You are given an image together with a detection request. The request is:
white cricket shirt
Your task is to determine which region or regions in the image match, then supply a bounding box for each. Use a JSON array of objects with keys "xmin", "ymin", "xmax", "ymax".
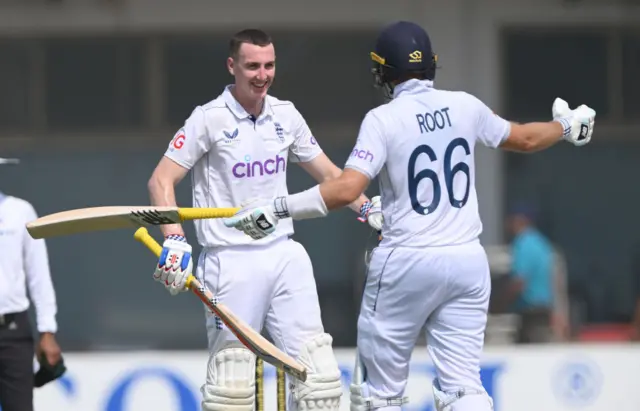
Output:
[
  {"xmin": 345, "ymin": 79, "xmax": 511, "ymax": 248},
  {"xmin": 0, "ymin": 194, "xmax": 58, "ymax": 333},
  {"xmin": 164, "ymin": 85, "xmax": 322, "ymax": 248}
]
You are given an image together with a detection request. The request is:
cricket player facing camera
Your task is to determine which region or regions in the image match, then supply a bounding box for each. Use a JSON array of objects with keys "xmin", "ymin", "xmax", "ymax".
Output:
[
  {"xmin": 147, "ymin": 29, "xmax": 380, "ymax": 411},
  {"xmin": 225, "ymin": 21, "xmax": 596, "ymax": 411}
]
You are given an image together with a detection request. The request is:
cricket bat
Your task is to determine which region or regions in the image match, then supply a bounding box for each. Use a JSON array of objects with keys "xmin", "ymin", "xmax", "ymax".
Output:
[
  {"xmin": 133, "ymin": 227, "xmax": 308, "ymax": 382},
  {"xmin": 26, "ymin": 206, "xmax": 240, "ymax": 239}
]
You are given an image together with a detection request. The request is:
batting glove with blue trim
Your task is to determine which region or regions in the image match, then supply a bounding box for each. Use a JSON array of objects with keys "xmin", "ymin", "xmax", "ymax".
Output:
[
  {"xmin": 358, "ymin": 196, "xmax": 383, "ymax": 231},
  {"xmin": 552, "ymin": 98, "xmax": 596, "ymax": 147},
  {"xmin": 153, "ymin": 234, "xmax": 192, "ymax": 296}
]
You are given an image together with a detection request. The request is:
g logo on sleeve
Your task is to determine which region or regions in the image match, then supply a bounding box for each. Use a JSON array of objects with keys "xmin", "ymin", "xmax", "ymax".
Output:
[
  {"xmin": 173, "ymin": 135, "xmax": 185, "ymax": 149},
  {"xmin": 170, "ymin": 129, "xmax": 186, "ymax": 151}
]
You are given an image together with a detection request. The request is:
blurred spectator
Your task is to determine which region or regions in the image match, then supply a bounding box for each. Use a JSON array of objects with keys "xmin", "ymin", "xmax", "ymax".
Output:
[
  {"xmin": 0, "ymin": 158, "xmax": 64, "ymax": 411},
  {"xmin": 504, "ymin": 203, "xmax": 564, "ymax": 343}
]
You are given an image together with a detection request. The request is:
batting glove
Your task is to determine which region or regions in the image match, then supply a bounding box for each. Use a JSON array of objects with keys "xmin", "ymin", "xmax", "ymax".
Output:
[
  {"xmin": 153, "ymin": 234, "xmax": 192, "ymax": 296},
  {"xmin": 358, "ymin": 196, "xmax": 383, "ymax": 231},
  {"xmin": 552, "ymin": 97, "xmax": 596, "ymax": 147},
  {"xmin": 223, "ymin": 199, "xmax": 278, "ymax": 240}
]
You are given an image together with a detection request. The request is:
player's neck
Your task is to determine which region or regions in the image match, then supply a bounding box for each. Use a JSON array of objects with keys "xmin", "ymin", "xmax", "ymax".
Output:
[{"xmin": 231, "ymin": 86, "xmax": 264, "ymax": 117}]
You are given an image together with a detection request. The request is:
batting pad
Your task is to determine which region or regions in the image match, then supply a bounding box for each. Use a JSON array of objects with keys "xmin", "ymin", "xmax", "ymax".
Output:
[
  {"xmin": 291, "ymin": 333, "xmax": 342, "ymax": 410},
  {"xmin": 201, "ymin": 346, "xmax": 256, "ymax": 411}
]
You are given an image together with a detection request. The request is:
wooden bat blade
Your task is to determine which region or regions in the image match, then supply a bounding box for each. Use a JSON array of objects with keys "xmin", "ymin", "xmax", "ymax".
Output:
[
  {"xmin": 26, "ymin": 206, "xmax": 183, "ymax": 239},
  {"xmin": 132, "ymin": 227, "xmax": 308, "ymax": 381},
  {"xmin": 191, "ymin": 285, "xmax": 308, "ymax": 381}
]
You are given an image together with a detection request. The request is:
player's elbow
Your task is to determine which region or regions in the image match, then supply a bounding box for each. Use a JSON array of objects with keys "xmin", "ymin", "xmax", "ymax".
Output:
[
  {"xmin": 516, "ymin": 137, "xmax": 539, "ymax": 153},
  {"xmin": 147, "ymin": 174, "xmax": 160, "ymax": 195},
  {"xmin": 501, "ymin": 122, "xmax": 562, "ymax": 153},
  {"xmin": 148, "ymin": 157, "xmax": 188, "ymax": 197},
  {"xmin": 321, "ymin": 169, "xmax": 369, "ymax": 209},
  {"xmin": 147, "ymin": 169, "xmax": 172, "ymax": 199},
  {"xmin": 322, "ymin": 178, "xmax": 362, "ymax": 209},
  {"xmin": 501, "ymin": 124, "xmax": 538, "ymax": 152},
  {"xmin": 338, "ymin": 184, "xmax": 363, "ymax": 206},
  {"xmin": 335, "ymin": 174, "xmax": 367, "ymax": 206}
]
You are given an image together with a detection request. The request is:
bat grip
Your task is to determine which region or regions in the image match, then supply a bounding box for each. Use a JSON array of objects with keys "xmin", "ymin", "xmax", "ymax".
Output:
[
  {"xmin": 178, "ymin": 207, "xmax": 240, "ymax": 221},
  {"xmin": 133, "ymin": 227, "xmax": 195, "ymax": 289}
]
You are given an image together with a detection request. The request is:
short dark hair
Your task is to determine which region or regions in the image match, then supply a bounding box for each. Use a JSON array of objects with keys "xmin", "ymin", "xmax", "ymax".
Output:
[{"xmin": 229, "ymin": 29, "xmax": 272, "ymax": 58}]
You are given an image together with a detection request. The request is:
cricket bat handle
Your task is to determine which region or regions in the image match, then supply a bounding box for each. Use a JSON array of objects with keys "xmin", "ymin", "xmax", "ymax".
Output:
[
  {"xmin": 178, "ymin": 207, "xmax": 239, "ymax": 222},
  {"xmin": 133, "ymin": 227, "xmax": 199, "ymax": 289}
]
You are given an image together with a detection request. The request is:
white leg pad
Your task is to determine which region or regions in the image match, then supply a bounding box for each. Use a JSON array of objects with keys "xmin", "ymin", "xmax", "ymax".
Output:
[
  {"xmin": 349, "ymin": 350, "xmax": 408, "ymax": 411},
  {"xmin": 291, "ymin": 333, "xmax": 343, "ymax": 411},
  {"xmin": 432, "ymin": 379, "xmax": 493, "ymax": 411},
  {"xmin": 200, "ymin": 345, "xmax": 256, "ymax": 411}
]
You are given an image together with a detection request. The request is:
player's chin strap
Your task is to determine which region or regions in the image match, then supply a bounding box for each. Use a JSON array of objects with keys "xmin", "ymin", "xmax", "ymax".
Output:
[
  {"xmin": 431, "ymin": 379, "xmax": 493, "ymax": 411},
  {"xmin": 349, "ymin": 350, "xmax": 408, "ymax": 411}
]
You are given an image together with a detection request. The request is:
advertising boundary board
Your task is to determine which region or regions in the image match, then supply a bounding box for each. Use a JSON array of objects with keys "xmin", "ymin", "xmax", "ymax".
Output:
[{"xmin": 28, "ymin": 344, "xmax": 639, "ymax": 411}]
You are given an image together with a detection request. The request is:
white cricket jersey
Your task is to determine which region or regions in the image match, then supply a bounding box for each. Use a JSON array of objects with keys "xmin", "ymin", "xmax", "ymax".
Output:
[
  {"xmin": 345, "ymin": 79, "xmax": 511, "ymax": 248},
  {"xmin": 0, "ymin": 194, "xmax": 58, "ymax": 333},
  {"xmin": 164, "ymin": 85, "xmax": 322, "ymax": 248}
]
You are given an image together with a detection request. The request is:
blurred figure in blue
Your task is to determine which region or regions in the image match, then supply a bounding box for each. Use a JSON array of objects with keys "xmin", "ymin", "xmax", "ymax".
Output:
[{"xmin": 505, "ymin": 203, "xmax": 559, "ymax": 343}]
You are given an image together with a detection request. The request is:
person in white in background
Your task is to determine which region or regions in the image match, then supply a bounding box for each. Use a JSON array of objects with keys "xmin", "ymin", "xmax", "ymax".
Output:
[
  {"xmin": 224, "ymin": 21, "xmax": 596, "ymax": 411},
  {"xmin": 147, "ymin": 29, "xmax": 380, "ymax": 411},
  {"xmin": 0, "ymin": 158, "xmax": 62, "ymax": 411}
]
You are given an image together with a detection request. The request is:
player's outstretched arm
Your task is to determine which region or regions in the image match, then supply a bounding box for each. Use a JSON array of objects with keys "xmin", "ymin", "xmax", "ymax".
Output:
[
  {"xmin": 297, "ymin": 153, "xmax": 370, "ymax": 212},
  {"xmin": 297, "ymin": 153, "xmax": 382, "ymax": 231},
  {"xmin": 223, "ymin": 169, "xmax": 372, "ymax": 240},
  {"xmin": 317, "ymin": 169, "xmax": 370, "ymax": 210},
  {"xmin": 500, "ymin": 121, "xmax": 565, "ymax": 152},
  {"xmin": 500, "ymin": 98, "xmax": 595, "ymax": 153}
]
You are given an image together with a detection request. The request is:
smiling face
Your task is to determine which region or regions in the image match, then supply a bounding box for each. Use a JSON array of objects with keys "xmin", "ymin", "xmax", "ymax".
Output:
[{"xmin": 227, "ymin": 42, "xmax": 276, "ymax": 110}]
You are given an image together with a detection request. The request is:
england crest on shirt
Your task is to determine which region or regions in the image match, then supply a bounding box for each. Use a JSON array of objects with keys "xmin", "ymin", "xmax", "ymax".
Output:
[{"xmin": 274, "ymin": 122, "xmax": 285, "ymax": 142}]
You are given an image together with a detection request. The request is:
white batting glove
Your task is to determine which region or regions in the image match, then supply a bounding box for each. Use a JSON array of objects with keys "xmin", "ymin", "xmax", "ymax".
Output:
[
  {"xmin": 552, "ymin": 97, "xmax": 596, "ymax": 147},
  {"xmin": 223, "ymin": 199, "xmax": 278, "ymax": 240},
  {"xmin": 358, "ymin": 196, "xmax": 383, "ymax": 231},
  {"xmin": 153, "ymin": 234, "xmax": 193, "ymax": 296}
]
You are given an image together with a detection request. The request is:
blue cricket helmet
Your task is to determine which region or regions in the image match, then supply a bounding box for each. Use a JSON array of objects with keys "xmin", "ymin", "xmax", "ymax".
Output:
[{"xmin": 370, "ymin": 21, "xmax": 438, "ymax": 98}]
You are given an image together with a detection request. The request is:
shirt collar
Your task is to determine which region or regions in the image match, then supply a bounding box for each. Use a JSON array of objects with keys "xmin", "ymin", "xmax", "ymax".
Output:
[
  {"xmin": 222, "ymin": 85, "xmax": 274, "ymax": 120},
  {"xmin": 393, "ymin": 79, "xmax": 434, "ymax": 99}
]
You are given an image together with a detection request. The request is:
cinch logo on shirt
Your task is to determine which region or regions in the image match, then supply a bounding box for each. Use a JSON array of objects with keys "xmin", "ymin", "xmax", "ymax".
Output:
[
  {"xmin": 350, "ymin": 148, "xmax": 375, "ymax": 162},
  {"xmin": 232, "ymin": 154, "xmax": 286, "ymax": 178}
]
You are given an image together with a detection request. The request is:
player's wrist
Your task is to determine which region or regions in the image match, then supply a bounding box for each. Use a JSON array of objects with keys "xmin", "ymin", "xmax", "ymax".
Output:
[
  {"xmin": 160, "ymin": 223, "xmax": 185, "ymax": 239},
  {"xmin": 554, "ymin": 117, "xmax": 572, "ymax": 141},
  {"xmin": 357, "ymin": 200, "xmax": 373, "ymax": 223},
  {"xmin": 165, "ymin": 233, "xmax": 187, "ymax": 242}
]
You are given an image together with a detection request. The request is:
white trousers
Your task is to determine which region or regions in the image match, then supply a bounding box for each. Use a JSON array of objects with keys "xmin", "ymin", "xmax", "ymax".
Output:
[
  {"xmin": 358, "ymin": 240, "xmax": 491, "ymax": 408},
  {"xmin": 196, "ymin": 237, "xmax": 325, "ymax": 360}
]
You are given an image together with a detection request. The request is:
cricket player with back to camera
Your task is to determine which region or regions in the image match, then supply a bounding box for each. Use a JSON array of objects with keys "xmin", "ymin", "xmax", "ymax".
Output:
[
  {"xmin": 224, "ymin": 21, "xmax": 596, "ymax": 411},
  {"xmin": 147, "ymin": 29, "xmax": 382, "ymax": 411}
]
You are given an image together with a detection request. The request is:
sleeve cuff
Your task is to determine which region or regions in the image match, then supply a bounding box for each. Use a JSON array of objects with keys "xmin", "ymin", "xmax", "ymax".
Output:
[
  {"xmin": 163, "ymin": 153, "xmax": 193, "ymax": 170},
  {"xmin": 288, "ymin": 149, "xmax": 323, "ymax": 164},
  {"xmin": 278, "ymin": 185, "xmax": 328, "ymax": 220},
  {"xmin": 37, "ymin": 316, "xmax": 58, "ymax": 334}
]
